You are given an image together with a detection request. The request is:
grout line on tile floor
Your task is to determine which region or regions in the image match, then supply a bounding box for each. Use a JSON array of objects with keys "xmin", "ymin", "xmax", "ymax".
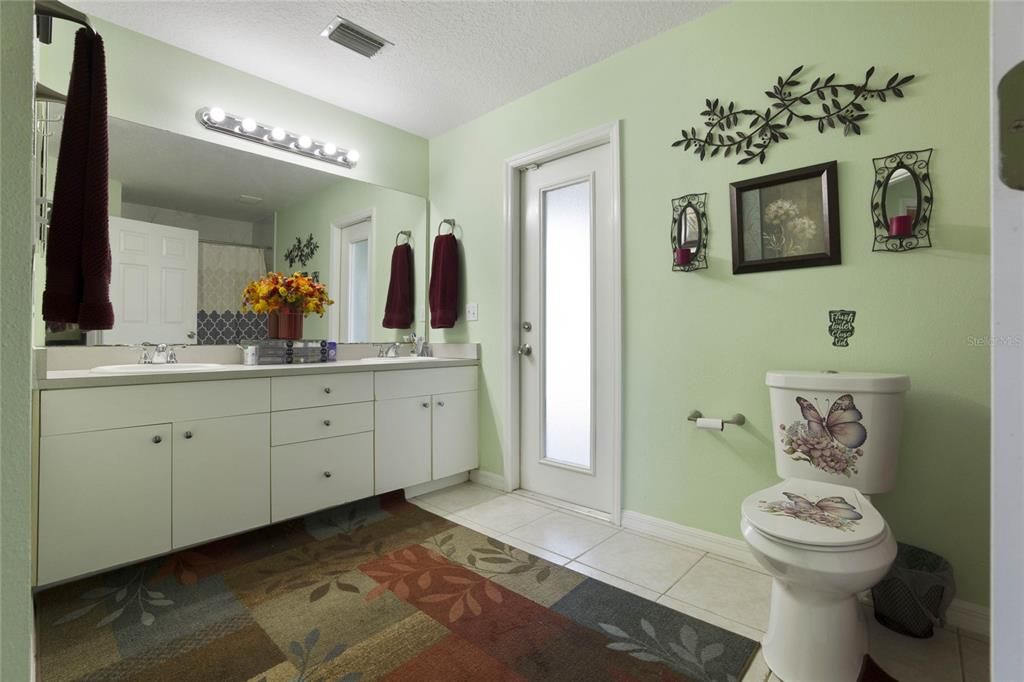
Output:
[{"xmin": 660, "ymin": 551, "xmax": 710, "ymax": 596}]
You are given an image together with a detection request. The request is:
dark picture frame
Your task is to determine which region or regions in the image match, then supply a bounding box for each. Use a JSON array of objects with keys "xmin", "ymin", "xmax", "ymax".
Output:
[{"xmin": 729, "ymin": 160, "xmax": 840, "ymax": 274}]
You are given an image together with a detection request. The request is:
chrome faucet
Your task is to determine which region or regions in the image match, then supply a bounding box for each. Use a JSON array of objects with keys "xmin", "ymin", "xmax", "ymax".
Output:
[
  {"xmin": 134, "ymin": 342, "xmax": 182, "ymax": 364},
  {"xmin": 404, "ymin": 332, "xmax": 429, "ymax": 357},
  {"xmin": 384, "ymin": 342, "xmax": 402, "ymax": 358}
]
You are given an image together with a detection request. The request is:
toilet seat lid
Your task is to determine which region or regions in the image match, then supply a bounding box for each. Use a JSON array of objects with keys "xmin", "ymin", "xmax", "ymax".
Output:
[{"xmin": 742, "ymin": 479, "xmax": 886, "ymax": 548}]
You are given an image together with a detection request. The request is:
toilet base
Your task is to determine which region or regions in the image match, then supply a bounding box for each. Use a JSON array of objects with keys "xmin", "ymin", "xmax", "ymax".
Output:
[{"xmin": 762, "ymin": 579, "xmax": 867, "ymax": 682}]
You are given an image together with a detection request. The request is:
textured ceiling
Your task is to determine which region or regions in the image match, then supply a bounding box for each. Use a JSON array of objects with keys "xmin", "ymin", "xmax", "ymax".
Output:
[{"xmin": 74, "ymin": 1, "xmax": 722, "ymax": 138}]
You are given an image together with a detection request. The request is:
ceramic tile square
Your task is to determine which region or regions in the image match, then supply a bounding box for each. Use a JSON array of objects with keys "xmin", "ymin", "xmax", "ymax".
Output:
[
  {"xmin": 498, "ymin": 534, "xmax": 571, "ymax": 566},
  {"xmin": 575, "ymin": 531, "xmax": 704, "ymax": 593},
  {"xmin": 413, "ymin": 482, "xmax": 503, "ymax": 513},
  {"xmin": 657, "ymin": 594, "xmax": 765, "ymax": 642},
  {"xmin": 665, "ymin": 556, "xmax": 772, "ymax": 631},
  {"xmin": 565, "ymin": 561, "xmax": 662, "ymax": 602},
  {"xmin": 865, "ymin": 605, "xmax": 961, "ymax": 682},
  {"xmin": 959, "ymin": 633, "xmax": 990, "ymax": 682},
  {"xmin": 456, "ymin": 494, "xmax": 553, "ymax": 534},
  {"xmin": 507, "ymin": 511, "xmax": 619, "ymax": 558}
]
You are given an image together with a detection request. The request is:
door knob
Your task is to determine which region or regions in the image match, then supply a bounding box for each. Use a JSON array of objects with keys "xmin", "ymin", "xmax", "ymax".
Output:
[
  {"xmin": 422, "ymin": 401, "xmax": 430, "ymax": 408},
  {"xmin": 437, "ymin": 401, "xmax": 445, "ymax": 407},
  {"xmin": 184, "ymin": 431, "xmax": 193, "ymax": 439},
  {"xmin": 152, "ymin": 435, "xmax": 162, "ymax": 444},
  {"xmin": 323, "ymin": 387, "xmax": 332, "ymax": 394},
  {"xmin": 517, "ymin": 343, "xmax": 533, "ymax": 357},
  {"xmin": 323, "ymin": 419, "xmax": 331, "ymax": 426},
  {"xmin": 323, "ymin": 471, "xmax": 332, "ymax": 478},
  {"xmin": 186, "ymin": 331, "xmax": 197, "ymax": 339}
]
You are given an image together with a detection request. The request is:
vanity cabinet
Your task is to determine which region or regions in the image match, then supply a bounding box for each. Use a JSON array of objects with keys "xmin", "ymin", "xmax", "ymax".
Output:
[
  {"xmin": 38, "ymin": 424, "xmax": 173, "ymax": 585},
  {"xmin": 374, "ymin": 367, "xmax": 479, "ymax": 493},
  {"xmin": 172, "ymin": 414, "xmax": 270, "ymax": 548},
  {"xmin": 35, "ymin": 364, "xmax": 479, "ymax": 585}
]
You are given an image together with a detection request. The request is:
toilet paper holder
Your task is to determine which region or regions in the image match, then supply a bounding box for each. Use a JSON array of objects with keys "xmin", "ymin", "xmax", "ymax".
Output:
[{"xmin": 688, "ymin": 410, "xmax": 746, "ymax": 427}]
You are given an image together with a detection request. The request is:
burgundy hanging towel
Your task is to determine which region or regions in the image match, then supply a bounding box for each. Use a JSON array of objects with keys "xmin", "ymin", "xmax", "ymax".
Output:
[
  {"xmin": 43, "ymin": 28, "xmax": 114, "ymax": 331},
  {"xmin": 429, "ymin": 233, "xmax": 459, "ymax": 328},
  {"xmin": 382, "ymin": 243, "xmax": 414, "ymax": 329}
]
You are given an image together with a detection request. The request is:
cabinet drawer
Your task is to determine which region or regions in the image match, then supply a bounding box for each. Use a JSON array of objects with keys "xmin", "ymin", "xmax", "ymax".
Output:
[
  {"xmin": 271, "ymin": 402, "xmax": 373, "ymax": 446},
  {"xmin": 374, "ymin": 367, "xmax": 478, "ymax": 400},
  {"xmin": 41, "ymin": 379, "xmax": 270, "ymax": 436},
  {"xmin": 271, "ymin": 432, "xmax": 373, "ymax": 521},
  {"xmin": 271, "ymin": 372, "xmax": 373, "ymax": 411},
  {"xmin": 38, "ymin": 424, "xmax": 172, "ymax": 584}
]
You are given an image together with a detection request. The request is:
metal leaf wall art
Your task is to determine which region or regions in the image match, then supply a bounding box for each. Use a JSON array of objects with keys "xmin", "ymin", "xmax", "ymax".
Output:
[
  {"xmin": 284, "ymin": 233, "xmax": 320, "ymax": 268},
  {"xmin": 671, "ymin": 66, "xmax": 915, "ymax": 165}
]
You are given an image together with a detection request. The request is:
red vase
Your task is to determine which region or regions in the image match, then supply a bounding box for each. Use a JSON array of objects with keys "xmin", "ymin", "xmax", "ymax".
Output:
[{"xmin": 268, "ymin": 307, "xmax": 304, "ymax": 340}]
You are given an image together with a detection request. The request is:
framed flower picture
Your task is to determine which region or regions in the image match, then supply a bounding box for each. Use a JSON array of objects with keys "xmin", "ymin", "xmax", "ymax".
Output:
[{"xmin": 729, "ymin": 161, "xmax": 840, "ymax": 274}]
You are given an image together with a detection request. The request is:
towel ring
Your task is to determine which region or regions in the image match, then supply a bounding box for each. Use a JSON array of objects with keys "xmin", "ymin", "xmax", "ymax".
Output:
[
  {"xmin": 437, "ymin": 218, "xmax": 456, "ymax": 235},
  {"xmin": 395, "ymin": 230, "xmax": 412, "ymax": 246}
]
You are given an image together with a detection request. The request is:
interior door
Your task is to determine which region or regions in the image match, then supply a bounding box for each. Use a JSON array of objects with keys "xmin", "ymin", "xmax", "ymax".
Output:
[
  {"xmin": 519, "ymin": 143, "xmax": 615, "ymax": 513},
  {"xmin": 337, "ymin": 219, "xmax": 373, "ymax": 342},
  {"xmin": 100, "ymin": 216, "xmax": 198, "ymax": 345}
]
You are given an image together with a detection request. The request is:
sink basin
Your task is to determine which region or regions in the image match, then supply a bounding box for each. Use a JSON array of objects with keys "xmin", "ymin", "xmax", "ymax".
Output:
[
  {"xmin": 91, "ymin": 363, "xmax": 223, "ymax": 374},
  {"xmin": 356, "ymin": 356, "xmax": 435, "ymax": 363}
]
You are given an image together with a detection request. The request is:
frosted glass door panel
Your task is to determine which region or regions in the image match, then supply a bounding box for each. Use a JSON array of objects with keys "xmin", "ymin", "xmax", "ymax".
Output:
[
  {"xmin": 349, "ymin": 239, "xmax": 370, "ymax": 342},
  {"xmin": 542, "ymin": 180, "xmax": 593, "ymax": 469}
]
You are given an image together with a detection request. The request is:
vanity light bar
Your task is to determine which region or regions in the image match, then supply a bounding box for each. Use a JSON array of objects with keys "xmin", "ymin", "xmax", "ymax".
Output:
[{"xmin": 195, "ymin": 107, "xmax": 360, "ymax": 169}]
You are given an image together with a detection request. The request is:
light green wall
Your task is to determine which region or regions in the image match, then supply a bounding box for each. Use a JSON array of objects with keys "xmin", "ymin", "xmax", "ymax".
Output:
[
  {"xmin": 37, "ymin": 19, "xmax": 428, "ymax": 197},
  {"xmin": 429, "ymin": 1, "xmax": 991, "ymax": 605},
  {"xmin": 275, "ymin": 180, "xmax": 428, "ymax": 342},
  {"xmin": 1, "ymin": 1, "xmax": 36, "ymax": 678}
]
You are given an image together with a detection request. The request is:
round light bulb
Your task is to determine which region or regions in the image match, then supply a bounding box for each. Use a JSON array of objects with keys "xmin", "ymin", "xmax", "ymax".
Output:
[
  {"xmin": 322, "ymin": 142, "xmax": 337, "ymax": 156},
  {"xmin": 297, "ymin": 135, "xmax": 312, "ymax": 149},
  {"xmin": 270, "ymin": 127, "xmax": 286, "ymax": 141},
  {"xmin": 241, "ymin": 117, "xmax": 257, "ymax": 133},
  {"xmin": 346, "ymin": 149, "xmax": 360, "ymax": 163},
  {"xmin": 208, "ymin": 107, "xmax": 226, "ymax": 123}
]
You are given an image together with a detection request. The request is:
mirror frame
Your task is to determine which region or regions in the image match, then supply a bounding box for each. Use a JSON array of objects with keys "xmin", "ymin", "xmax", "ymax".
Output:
[{"xmin": 871, "ymin": 148, "xmax": 934, "ymax": 252}]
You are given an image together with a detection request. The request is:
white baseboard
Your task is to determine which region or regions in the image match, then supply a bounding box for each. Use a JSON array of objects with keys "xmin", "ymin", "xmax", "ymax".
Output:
[
  {"xmin": 621, "ymin": 509, "xmax": 990, "ymax": 638},
  {"xmin": 404, "ymin": 472, "xmax": 469, "ymax": 498},
  {"xmin": 469, "ymin": 469, "xmax": 507, "ymax": 491}
]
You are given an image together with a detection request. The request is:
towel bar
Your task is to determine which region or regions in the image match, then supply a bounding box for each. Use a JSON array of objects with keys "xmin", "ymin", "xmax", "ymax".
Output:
[
  {"xmin": 395, "ymin": 230, "xmax": 412, "ymax": 246},
  {"xmin": 687, "ymin": 410, "xmax": 746, "ymax": 426}
]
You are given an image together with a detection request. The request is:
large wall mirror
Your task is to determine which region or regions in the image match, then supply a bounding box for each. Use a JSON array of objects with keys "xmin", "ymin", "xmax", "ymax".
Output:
[{"xmin": 34, "ymin": 111, "xmax": 428, "ymax": 347}]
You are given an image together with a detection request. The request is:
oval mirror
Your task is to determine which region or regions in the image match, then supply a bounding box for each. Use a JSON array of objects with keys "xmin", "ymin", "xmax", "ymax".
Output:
[
  {"xmin": 881, "ymin": 165, "xmax": 921, "ymax": 228},
  {"xmin": 679, "ymin": 204, "xmax": 701, "ymax": 250}
]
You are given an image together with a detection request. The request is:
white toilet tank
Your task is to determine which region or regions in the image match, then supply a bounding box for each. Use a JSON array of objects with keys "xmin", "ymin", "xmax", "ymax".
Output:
[{"xmin": 766, "ymin": 371, "xmax": 910, "ymax": 494}]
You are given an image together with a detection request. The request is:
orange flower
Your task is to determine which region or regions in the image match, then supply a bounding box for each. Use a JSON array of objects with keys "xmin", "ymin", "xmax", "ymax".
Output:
[{"xmin": 240, "ymin": 272, "xmax": 334, "ymax": 318}]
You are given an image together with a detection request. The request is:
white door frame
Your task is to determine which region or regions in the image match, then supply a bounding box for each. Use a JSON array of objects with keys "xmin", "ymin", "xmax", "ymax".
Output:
[
  {"xmin": 502, "ymin": 121, "xmax": 623, "ymax": 524},
  {"xmin": 328, "ymin": 209, "xmax": 375, "ymax": 343}
]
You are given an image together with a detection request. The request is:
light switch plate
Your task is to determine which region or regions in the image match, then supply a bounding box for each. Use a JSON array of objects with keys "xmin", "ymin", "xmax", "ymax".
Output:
[{"xmin": 466, "ymin": 303, "xmax": 479, "ymax": 321}]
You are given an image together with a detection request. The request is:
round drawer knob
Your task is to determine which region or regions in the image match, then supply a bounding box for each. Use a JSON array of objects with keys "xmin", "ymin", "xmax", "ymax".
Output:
[
  {"xmin": 152, "ymin": 435, "xmax": 162, "ymax": 444},
  {"xmin": 184, "ymin": 431, "xmax": 193, "ymax": 439},
  {"xmin": 323, "ymin": 419, "xmax": 332, "ymax": 427},
  {"xmin": 422, "ymin": 402, "xmax": 430, "ymax": 408},
  {"xmin": 323, "ymin": 387, "xmax": 332, "ymax": 394},
  {"xmin": 437, "ymin": 401, "xmax": 445, "ymax": 407},
  {"xmin": 323, "ymin": 471, "xmax": 332, "ymax": 478}
]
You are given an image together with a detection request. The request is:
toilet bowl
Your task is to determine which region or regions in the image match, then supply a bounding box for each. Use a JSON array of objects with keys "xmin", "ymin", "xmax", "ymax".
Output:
[
  {"xmin": 742, "ymin": 479, "xmax": 897, "ymax": 681},
  {"xmin": 746, "ymin": 371, "xmax": 910, "ymax": 681}
]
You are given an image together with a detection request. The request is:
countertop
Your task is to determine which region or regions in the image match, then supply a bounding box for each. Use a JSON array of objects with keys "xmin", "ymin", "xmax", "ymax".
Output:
[{"xmin": 37, "ymin": 357, "xmax": 478, "ymax": 390}]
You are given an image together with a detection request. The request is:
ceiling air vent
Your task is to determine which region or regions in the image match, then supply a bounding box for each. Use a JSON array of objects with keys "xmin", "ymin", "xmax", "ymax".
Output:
[{"xmin": 320, "ymin": 17, "xmax": 393, "ymax": 59}]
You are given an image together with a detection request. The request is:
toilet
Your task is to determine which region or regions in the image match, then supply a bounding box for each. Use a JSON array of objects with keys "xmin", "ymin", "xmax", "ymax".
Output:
[{"xmin": 741, "ymin": 371, "xmax": 910, "ymax": 682}]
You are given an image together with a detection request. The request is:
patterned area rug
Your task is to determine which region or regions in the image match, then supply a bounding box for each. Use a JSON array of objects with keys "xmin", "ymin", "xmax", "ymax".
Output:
[{"xmin": 35, "ymin": 494, "xmax": 759, "ymax": 681}]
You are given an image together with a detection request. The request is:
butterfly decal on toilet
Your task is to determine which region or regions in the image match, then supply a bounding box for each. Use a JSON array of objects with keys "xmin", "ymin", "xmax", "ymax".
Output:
[
  {"xmin": 759, "ymin": 492, "xmax": 863, "ymax": 532},
  {"xmin": 779, "ymin": 394, "xmax": 868, "ymax": 477}
]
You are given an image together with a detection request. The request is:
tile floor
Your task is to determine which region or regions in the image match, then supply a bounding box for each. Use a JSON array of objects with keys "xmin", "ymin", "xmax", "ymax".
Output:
[{"xmin": 411, "ymin": 482, "xmax": 990, "ymax": 682}]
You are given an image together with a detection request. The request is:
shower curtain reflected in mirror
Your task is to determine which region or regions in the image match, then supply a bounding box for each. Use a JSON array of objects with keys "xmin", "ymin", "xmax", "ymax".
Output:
[{"xmin": 197, "ymin": 242, "xmax": 269, "ymax": 344}]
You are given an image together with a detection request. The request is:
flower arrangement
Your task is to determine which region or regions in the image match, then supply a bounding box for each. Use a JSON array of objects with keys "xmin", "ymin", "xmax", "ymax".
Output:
[{"xmin": 241, "ymin": 272, "xmax": 333, "ymax": 317}]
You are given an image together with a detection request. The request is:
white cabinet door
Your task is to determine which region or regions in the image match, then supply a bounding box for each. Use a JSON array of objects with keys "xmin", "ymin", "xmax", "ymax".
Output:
[
  {"xmin": 38, "ymin": 424, "xmax": 172, "ymax": 584},
  {"xmin": 374, "ymin": 396, "xmax": 432, "ymax": 493},
  {"xmin": 101, "ymin": 216, "xmax": 198, "ymax": 345},
  {"xmin": 431, "ymin": 390, "xmax": 479, "ymax": 480},
  {"xmin": 271, "ymin": 432, "xmax": 374, "ymax": 521},
  {"xmin": 172, "ymin": 414, "xmax": 270, "ymax": 548}
]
